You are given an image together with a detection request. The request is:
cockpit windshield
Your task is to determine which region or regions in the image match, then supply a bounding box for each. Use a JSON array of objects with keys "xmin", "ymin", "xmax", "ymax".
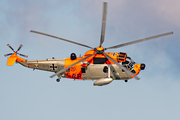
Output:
[{"xmin": 122, "ymin": 56, "xmax": 136, "ymax": 73}]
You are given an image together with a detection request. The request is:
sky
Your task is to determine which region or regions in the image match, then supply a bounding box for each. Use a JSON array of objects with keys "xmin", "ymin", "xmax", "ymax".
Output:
[{"xmin": 0, "ymin": 0, "xmax": 180, "ymax": 120}]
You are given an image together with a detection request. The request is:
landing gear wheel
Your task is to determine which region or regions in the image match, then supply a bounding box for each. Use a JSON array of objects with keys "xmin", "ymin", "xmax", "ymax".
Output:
[
  {"xmin": 125, "ymin": 80, "xmax": 128, "ymax": 82},
  {"xmin": 56, "ymin": 79, "xmax": 60, "ymax": 82}
]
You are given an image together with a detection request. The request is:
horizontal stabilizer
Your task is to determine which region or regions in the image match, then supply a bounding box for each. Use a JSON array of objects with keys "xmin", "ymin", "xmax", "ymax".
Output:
[{"xmin": 7, "ymin": 57, "xmax": 17, "ymax": 66}]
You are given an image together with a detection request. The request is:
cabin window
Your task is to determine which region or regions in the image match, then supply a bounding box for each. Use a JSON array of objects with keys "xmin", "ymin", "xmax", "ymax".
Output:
[
  {"xmin": 103, "ymin": 66, "xmax": 108, "ymax": 73},
  {"xmin": 93, "ymin": 58, "xmax": 108, "ymax": 64}
]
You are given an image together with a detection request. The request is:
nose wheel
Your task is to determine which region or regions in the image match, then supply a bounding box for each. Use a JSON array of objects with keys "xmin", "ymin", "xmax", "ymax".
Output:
[{"xmin": 125, "ymin": 80, "xmax": 128, "ymax": 82}]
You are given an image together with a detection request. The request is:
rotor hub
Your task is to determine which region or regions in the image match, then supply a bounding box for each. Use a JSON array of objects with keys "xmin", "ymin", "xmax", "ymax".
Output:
[
  {"xmin": 97, "ymin": 46, "xmax": 104, "ymax": 51},
  {"xmin": 95, "ymin": 46, "xmax": 104, "ymax": 54}
]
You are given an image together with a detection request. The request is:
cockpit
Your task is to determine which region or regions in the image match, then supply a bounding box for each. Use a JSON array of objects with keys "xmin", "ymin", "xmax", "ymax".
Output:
[{"xmin": 121, "ymin": 56, "xmax": 136, "ymax": 73}]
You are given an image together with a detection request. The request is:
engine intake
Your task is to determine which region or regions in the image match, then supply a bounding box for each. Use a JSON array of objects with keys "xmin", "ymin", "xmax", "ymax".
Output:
[{"xmin": 117, "ymin": 52, "xmax": 127, "ymax": 62}]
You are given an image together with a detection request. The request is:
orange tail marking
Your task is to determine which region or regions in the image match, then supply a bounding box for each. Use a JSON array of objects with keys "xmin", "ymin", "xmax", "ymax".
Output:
[{"xmin": 7, "ymin": 53, "xmax": 27, "ymax": 66}]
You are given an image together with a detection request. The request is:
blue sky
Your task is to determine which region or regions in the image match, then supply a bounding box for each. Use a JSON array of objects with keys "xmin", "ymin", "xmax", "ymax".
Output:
[{"xmin": 1, "ymin": 0, "xmax": 180, "ymax": 120}]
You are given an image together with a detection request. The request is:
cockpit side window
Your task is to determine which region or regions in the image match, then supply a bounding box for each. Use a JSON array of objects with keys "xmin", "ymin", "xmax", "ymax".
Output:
[
  {"xmin": 122, "ymin": 56, "xmax": 136, "ymax": 68},
  {"xmin": 121, "ymin": 56, "xmax": 137, "ymax": 74}
]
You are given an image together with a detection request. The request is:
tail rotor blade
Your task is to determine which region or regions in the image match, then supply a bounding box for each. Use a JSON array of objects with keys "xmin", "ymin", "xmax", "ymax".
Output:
[
  {"xmin": 4, "ymin": 53, "xmax": 13, "ymax": 57},
  {"xmin": 16, "ymin": 44, "xmax": 23, "ymax": 52},
  {"xmin": 100, "ymin": 2, "xmax": 107, "ymax": 46},
  {"xmin": 5, "ymin": 44, "xmax": 28, "ymax": 58},
  {"xmin": 104, "ymin": 52, "xmax": 140, "ymax": 80},
  {"xmin": 7, "ymin": 44, "xmax": 15, "ymax": 52},
  {"xmin": 18, "ymin": 53, "xmax": 28, "ymax": 58}
]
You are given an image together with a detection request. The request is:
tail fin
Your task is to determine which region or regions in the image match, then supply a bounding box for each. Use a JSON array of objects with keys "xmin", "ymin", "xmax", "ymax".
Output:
[
  {"xmin": 7, "ymin": 57, "xmax": 17, "ymax": 66},
  {"xmin": 6, "ymin": 53, "xmax": 27, "ymax": 66},
  {"xmin": 5, "ymin": 44, "xmax": 28, "ymax": 66}
]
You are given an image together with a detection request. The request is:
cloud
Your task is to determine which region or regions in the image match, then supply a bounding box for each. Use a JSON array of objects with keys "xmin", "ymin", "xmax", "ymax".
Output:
[{"xmin": 155, "ymin": 0, "xmax": 180, "ymax": 28}]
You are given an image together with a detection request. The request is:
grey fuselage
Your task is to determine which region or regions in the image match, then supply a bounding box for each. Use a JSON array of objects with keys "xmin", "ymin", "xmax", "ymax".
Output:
[{"xmin": 18, "ymin": 58, "xmax": 132, "ymax": 80}]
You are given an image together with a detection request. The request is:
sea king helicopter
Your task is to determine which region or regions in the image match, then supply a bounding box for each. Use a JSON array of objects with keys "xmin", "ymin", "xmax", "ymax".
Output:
[{"xmin": 5, "ymin": 2, "xmax": 173, "ymax": 86}]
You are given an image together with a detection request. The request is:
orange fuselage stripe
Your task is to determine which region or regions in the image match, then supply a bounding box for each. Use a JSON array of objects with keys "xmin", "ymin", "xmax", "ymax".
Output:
[{"xmin": 65, "ymin": 57, "xmax": 83, "ymax": 80}]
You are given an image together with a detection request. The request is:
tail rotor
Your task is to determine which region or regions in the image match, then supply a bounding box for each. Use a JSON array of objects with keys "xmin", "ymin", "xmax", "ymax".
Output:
[{"xmin": 4, "ymin": 44, "xmax": 28, "ymax": 58}]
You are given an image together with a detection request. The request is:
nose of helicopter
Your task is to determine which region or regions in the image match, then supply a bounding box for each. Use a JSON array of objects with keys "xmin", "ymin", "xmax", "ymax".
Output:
[
  {"xmin": 131, "ymin": 63, "xmax": 146, "ymax": 78},
  {"xmin": 140, "ymin": 63, "xmax": 146, "ymax": 70}
]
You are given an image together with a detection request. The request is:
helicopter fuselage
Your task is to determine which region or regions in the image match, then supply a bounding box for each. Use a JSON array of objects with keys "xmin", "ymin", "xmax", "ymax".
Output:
[{"xmin": 18, "ymin": 50, "xmax": 143, "ymax": 81}]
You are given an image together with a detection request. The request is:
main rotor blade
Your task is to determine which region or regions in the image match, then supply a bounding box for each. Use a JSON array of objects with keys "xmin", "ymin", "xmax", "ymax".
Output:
[
  {"xmin": 7, "ymin": 44, "xmax": 15, "ymax": 52},
  {"xmin": 4, "ymin": 53, "xmax": 12, "ymax": 57},
  {"xmin": 100, "ymin": 2, "xmax": 107, "ymax": 46},
  {"xmin": 50, "ymin": 52, "xmax": 96, "ymax": 78},
  {"xmin": 16, "ymin": 44, "xmax": 23, "ymax": 52},
  {"xmin": 104, "ymin": 53, "xmax": 140, "ymax": 80},
  {"xmin": 106, "ymin": 32, "xmax": 173, "ymax": 50},
  {"xmin": 30, "ymin": 30, "xmax": 93, "ymax": 49}
]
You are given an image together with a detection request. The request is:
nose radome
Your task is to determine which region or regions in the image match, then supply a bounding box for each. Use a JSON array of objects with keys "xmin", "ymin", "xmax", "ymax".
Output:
[{"xmin": 140, "ymin": 63, "xmax": 146, "ymax": 70}]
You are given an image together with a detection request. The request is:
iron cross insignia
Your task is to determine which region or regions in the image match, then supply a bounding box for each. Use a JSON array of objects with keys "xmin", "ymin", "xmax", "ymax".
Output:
[{"xmin": 50, "ymin": 64, "xmax": 57, "ymax": 70}]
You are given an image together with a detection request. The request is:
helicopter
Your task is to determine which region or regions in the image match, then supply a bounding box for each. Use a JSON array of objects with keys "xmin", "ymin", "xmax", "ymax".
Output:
[{"xmin": 4, "ymin": 2, "xmax": 173, "ymax": 86}]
